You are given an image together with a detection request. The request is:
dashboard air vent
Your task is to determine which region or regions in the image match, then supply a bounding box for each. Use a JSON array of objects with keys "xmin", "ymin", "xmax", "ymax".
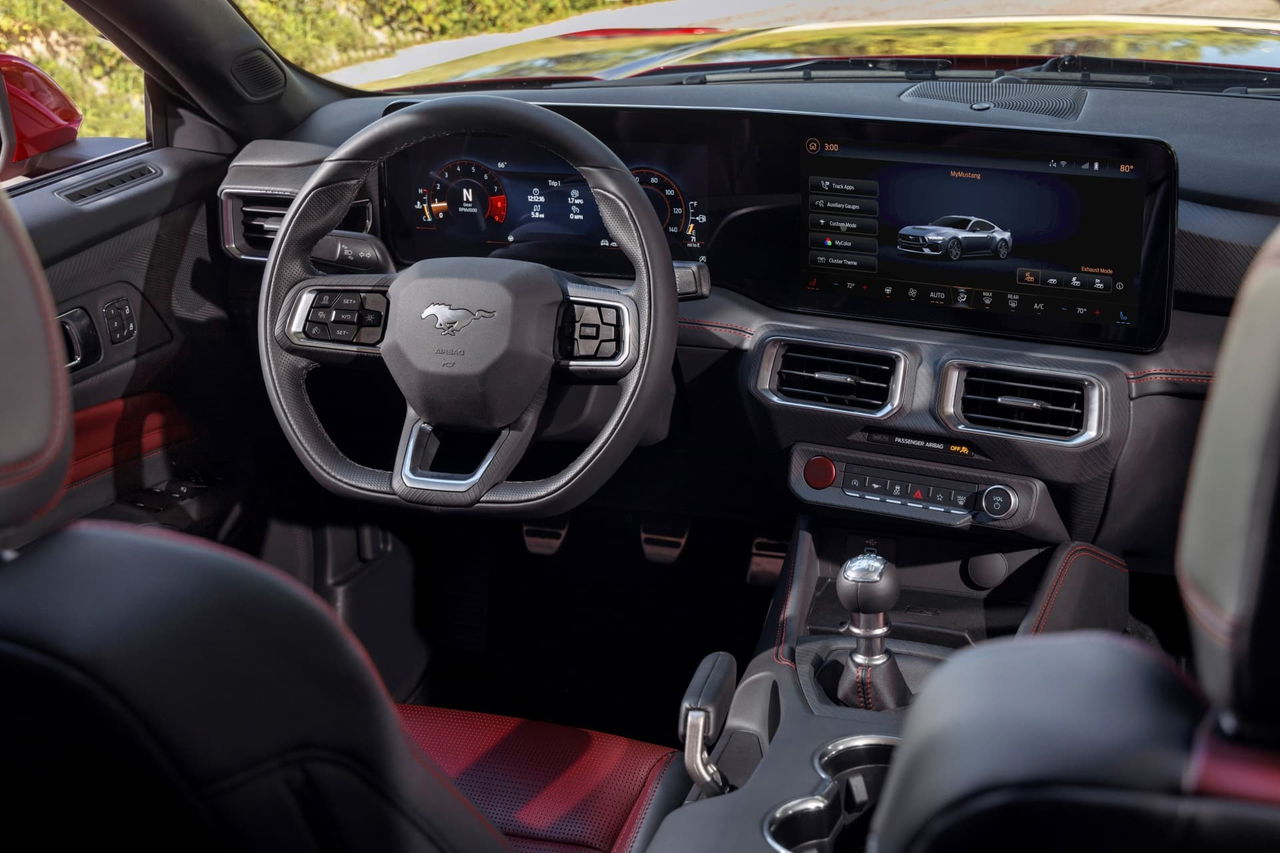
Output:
[
  {"xmin": 221, "ymin": 192, "xmax": 372, "ymax": 260},
  {"xmin": 770, "ymin": 342, "xmax": 901, "ymax": 415},
  {"xmin": 956, "ymin": 366, "xmax": 1090, "ymax": 440}
]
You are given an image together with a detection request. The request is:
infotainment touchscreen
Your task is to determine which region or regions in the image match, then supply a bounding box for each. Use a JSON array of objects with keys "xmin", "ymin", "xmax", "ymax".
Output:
[
  {"xmin": 788, "ymin": 132, "xmax": 1172, "ymax": 350},
  {"xmin": 382, "ymin": 106, "xmax": 1175, "ymax": 352}
]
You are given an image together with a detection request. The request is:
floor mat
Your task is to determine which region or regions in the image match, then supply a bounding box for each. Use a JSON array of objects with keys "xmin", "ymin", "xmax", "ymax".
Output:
[{"xmin": 406, "ymin": 511, "xmax": 779, "ymax": 747}]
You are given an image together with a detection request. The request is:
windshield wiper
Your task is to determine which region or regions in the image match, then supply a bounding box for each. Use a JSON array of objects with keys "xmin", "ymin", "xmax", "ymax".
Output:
[{"xmin": 1011, "ymin": 54, "xmax": 1278, "ymax": 94}]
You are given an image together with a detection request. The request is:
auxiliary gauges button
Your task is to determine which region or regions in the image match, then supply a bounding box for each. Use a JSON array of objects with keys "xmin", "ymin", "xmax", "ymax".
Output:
[
  {"xmin": 803, "ymin": 456, "xmax": 838, "ymax": 490},
  {"xmin": 980, "ymin": 485, "xmax": 1018, "ymax": 520}
]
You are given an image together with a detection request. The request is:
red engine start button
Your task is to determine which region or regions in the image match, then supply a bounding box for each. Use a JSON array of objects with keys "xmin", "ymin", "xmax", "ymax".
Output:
[{"xmin": 803, "ymin": 456, "xmax": 837, "ymax": 490}]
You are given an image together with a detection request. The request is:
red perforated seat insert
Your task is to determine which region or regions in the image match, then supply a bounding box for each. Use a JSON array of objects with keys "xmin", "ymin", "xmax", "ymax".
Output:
[{"xmin": 397, "ymin": 704, "xmax": 680, "ymax": 853}]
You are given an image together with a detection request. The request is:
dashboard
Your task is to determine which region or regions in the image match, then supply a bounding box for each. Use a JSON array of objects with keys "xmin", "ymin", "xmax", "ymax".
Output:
[{"xmin": 382, "ymin": 106, "xmax": 1176, "ymax": 351}]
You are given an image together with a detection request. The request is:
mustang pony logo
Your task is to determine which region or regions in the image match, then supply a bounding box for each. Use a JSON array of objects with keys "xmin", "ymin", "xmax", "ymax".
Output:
[{"xmin": 420, "ymin": 304, "xmax": 495, "ymax": 336}]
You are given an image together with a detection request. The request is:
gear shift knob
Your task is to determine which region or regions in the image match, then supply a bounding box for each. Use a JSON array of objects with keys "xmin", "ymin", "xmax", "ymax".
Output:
[{"xmin": 835, "ymin": 553, "xmax": 899, "ymax": 616}]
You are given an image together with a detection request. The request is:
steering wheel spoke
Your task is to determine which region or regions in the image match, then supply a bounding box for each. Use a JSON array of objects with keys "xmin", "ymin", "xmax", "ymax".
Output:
[
  {"xmin": 280, "ymin": 273, "xmax": 396, "ymax": 356},
  {"xmin": 555, "ymin": 273, "xmax": 639, "ymax": 381}
]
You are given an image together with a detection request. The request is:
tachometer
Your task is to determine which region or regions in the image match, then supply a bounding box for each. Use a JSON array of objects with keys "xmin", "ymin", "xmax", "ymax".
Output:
[
  {"xmin": 419, "ymin": 159, "xmax": 508, "ymax": 233},
  {"xmin": 631, "ymin": 168, "xmax": 689, "ymax": 241}
]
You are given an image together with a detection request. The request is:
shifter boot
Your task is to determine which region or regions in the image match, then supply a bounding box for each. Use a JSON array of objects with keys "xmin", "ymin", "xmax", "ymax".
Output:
[{"xmin": 835, "ymin": 650, "xmax": 912, "ymax": 711}]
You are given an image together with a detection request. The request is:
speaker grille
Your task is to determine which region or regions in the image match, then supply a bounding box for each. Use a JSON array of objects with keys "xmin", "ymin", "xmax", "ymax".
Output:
[
  {"xmin": 902, "ymin": 81, "xmax": 1086, "ymax": 120},
  {"xmin": 231, "ymin": 49, "xmax": 286, "ymax": 101}
]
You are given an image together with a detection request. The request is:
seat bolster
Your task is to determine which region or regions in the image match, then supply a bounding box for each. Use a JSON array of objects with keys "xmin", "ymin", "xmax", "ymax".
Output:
[
  {"xmin": 869, "ymin": 631, "xmax": 1206, "ymax": 853},
  {"xmin": 0, "ymin": 521, "xmax": 509, "ymax": 852}
]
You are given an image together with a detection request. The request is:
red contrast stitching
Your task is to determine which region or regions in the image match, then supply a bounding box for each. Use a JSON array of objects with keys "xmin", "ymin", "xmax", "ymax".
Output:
[
  {"xmin": 677, "ymin": 318, "xmax": 755, "ymax": 337},
  {"xmin": 772, "ymin": 560, "xmax": 798, "ymax": 670},
  {"xmin": 1130, "ymin": 376, "xmax": 1214, "ymax": 385},
  {"xmin": 1031, "ymin": 545, "xmax": 1128, "ymax": 633},
  {"xmin": 1126, "ymin": 368, "xmax": 1215, "ymax": 378}
]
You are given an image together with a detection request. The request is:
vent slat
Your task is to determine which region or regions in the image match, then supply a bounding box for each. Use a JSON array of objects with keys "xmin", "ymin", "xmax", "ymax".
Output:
[
  {"xmin": 774, "ymin": 344, "xmax": 898, "ymax": 413},
  {"xmin": 959, "ymin": 367, "xmax": 1088, "ymax": 440},
  {"xmin": 225, "ymin": 194, "xmax": 371, "ymax": 258}
]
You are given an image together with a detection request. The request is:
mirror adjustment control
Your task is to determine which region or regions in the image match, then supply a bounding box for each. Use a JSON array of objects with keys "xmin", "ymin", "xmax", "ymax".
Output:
[{"xmin": 980, "ymin": 485, "xmax": 1018, "ymax": 520}]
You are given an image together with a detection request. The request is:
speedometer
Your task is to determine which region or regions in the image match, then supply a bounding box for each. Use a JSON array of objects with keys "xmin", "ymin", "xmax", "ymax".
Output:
[
  {"xmin": 631, "ymin": 168, "xmax": 689, "ymax": 241},
  {"xmin": 420, "ymin": 159, "xmax": 508, "ymax": 234}
]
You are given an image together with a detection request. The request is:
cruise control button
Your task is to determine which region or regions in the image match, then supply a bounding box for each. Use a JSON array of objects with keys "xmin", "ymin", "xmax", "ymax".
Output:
[
  {"xmin": 312, "ymin": 292, "xmax": 337, "ymax": 308},
  {"xmin": 333, "ymin": 309, "xmax": 358, "ymax": 324},
  {"xmin": 308, "ymin": 308, "xmax": 333, "ymax": 324},
  {"xmin": 304, "ymin": 322, "xmax": 330, "ymax": 340},
  {"xmin": 334, "ymin": 293, "xmax": 362, "ymax": 311},
  {"xmin": 329, "ymin": 323, "xmax": 358, "ymax": 343}
]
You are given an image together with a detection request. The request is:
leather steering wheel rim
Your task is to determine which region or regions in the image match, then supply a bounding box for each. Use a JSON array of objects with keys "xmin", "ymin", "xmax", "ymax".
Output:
[{"xmin": 257, "ymin": 95, "xmax": 677, "ymax": 516}]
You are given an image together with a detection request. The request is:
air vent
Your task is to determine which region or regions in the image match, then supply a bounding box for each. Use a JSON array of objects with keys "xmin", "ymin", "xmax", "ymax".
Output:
[
  {"xmin": 58, "ymin": 163, "xmax": 159, "ymax": 204},
  {"xmin": 902, "ymin": 81, "xmax": 1086, "ymax": 119},
  {"xmin": 764, "ymin": 340, "xmax": 902, "ymax": 417},
  {"xmin": 221, "ymin": 191, "xmax": 372, "ymax": 260},
  {"xmin": 951, "ymin": 364, "xmax": 1098, "ymax": 442}
]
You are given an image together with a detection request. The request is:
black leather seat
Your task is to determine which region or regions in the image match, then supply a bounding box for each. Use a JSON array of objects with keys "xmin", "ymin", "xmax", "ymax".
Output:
[
  {"xmin": 0, "ymin": 190, "xmax": 687, "ymax": 850},
  {"xmin": 867, "ymin": 226, "xmax": 1280, "ymax": 852}
]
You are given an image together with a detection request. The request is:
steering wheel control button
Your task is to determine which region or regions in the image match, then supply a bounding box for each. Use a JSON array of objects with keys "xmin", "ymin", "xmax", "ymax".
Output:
[
  {"xmin": 333, "ymin": 293, "xmax": 362, "ymax": 311},
  {"xmin": 565, "ymin": 298, "xmax": 624, "ymax": 363},
  {"xmin": 357, "ymin": 309, "xmax": 382, "ymax": 326},
  {"xmin": 329, "ymin": 324, "xmax": 358, "ymax": 343},
  {"xmin": 332, "ymin": 309, "xmax": 358, "ymax": 324},
  {"xmin": 803, "ymin": 456, "xmax": 837, "ymax": 490},
  {"xmin": 304, "ymin": 322, "xmax": 330, "ymax": 341},
  {"xmin": 308, "ymin": 308, "xmax": 333, "ymax": 323},
  {"xmin": 980, "ymin": 485, "xmax": 1018, "ymax": 520},
  {"xmin": 311, "ymin": 292, "xmax": 337, "ymax": 308}
]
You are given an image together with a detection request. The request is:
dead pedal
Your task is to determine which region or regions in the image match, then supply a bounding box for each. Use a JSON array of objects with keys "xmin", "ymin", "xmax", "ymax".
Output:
[
  {"xmin": 746, "ymin": 537, "xmax": 790, "ymax": 586},
  {"xmin": 639, "ymin": 516, "xmax": 689, "ymax": 564},
  {"xmin": 522, "ymin": 518, "xmax": 569, "ymax": 556}
]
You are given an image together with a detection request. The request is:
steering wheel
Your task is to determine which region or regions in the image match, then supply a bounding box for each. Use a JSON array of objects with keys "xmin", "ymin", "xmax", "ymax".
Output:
[{"xmin": 257, "ymin": 96, "xmax": 677, "ymax": 515}]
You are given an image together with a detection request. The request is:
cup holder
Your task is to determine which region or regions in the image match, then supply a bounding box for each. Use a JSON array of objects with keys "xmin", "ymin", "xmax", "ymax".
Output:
[{"xmin": 763, "ymin": 735, "xmax": 897, "ymax": 853}]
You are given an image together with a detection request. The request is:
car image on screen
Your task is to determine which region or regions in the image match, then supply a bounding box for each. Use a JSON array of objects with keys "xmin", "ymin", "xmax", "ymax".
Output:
[{"xmin": 897, "ymin": 215, "xmax": 1013, "ymax": 260}]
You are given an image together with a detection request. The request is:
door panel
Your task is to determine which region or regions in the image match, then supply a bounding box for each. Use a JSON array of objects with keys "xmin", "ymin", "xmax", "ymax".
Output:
[{"xmin": 9, "ymin": 145, "xmax": 237, "ymax": 546}]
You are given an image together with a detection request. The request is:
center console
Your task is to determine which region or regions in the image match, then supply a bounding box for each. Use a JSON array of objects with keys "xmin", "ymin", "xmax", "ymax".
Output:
[{"xmin": 652, "ymin": 519, "xmax": 1129, "ymax": 853}]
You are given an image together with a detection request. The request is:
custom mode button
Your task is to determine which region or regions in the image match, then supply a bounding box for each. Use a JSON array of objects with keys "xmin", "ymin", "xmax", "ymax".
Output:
[
  {"xmin": 1017, "ymin": 268, "xmax": 1041, "ymax": 286},
  {"xmin": 808, "ymin": 176, "xmax": 879, "ymax": 197},
  {"xmin": 809, "ymin": 251, "xmax": 878, "ymax": 273},
  {"xmin": 809, "ymin": 233, "xmax": 877, "ymax": 254},
  {"xmin": 1086, "ymin": 273, "xmax": 1113, "ymax": 292},
  {"xmin": 809, "ymin": 194, "xmax": 878, "ymax": 216},
  {"xmin": 809, "ymin": 213, "xmax": 878, "ymax": 235}
]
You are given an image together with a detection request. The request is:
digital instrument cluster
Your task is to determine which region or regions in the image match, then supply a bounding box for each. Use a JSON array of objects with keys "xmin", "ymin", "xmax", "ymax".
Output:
[
  {"xmin": 381, "ymin": 106, "xmax": 1175, "ymax": 352},
  {"xmin": 383, "ymin": 133, "xmax": 711, "ymax": 277}
]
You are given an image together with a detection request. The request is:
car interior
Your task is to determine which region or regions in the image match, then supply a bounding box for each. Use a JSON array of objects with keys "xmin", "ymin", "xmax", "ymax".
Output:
[{"xmin": 3, "ymin": 1, "xmax": 1280, "ymax": 851}]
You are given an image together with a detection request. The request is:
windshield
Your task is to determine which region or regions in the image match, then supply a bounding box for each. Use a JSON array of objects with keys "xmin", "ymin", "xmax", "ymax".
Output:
[
  {"xmin": 931, "ymin": 217, "xmax": 972, "ymax": 229},
  {"xmin": 235, "ymin": 2, "xmax": 1280, "ymax": 94}
]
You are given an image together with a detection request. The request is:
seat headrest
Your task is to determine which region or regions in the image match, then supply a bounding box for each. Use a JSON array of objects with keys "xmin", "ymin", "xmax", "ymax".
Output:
[
  {"xmin": 1179, "ymin": 223, "xmax": 1280, "ymax": 742},
  {"xmin": 0, "ymin": 190, "xmax": 70, "ymax": 531}
]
